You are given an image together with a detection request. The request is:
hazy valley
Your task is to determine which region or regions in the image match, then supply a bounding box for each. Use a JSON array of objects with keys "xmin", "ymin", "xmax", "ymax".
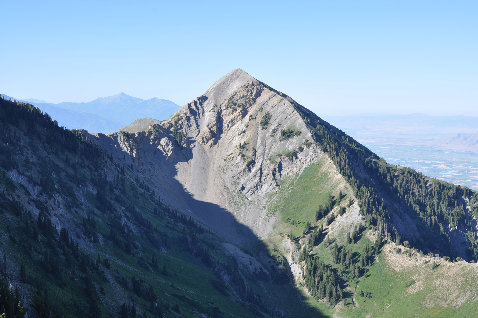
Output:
[{"xmin": 327, "ymin": 114, "xmax": 478, "ymax": 191}]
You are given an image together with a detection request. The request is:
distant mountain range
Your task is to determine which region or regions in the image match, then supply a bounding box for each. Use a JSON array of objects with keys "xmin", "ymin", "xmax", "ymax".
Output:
[
  {"xmin": 442, "ymin": 132, "xmax": 478, "ymax": 153},
  {"xmin": 1, "ymin": 93, "xmax": 180, "ymax": 133}
]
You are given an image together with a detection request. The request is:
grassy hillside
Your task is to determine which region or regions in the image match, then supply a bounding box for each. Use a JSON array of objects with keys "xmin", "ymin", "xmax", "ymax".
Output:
[
  {"xmin": 339, "ymin": 243, "xmax": 478, "ymax": 317},
  {"xmin": 263, "ymin": 150, "xmax": 478, "ymax": 316},
  {"xmin": 267, "ymin": 156, "xmax": 354, "ymax": 238}
]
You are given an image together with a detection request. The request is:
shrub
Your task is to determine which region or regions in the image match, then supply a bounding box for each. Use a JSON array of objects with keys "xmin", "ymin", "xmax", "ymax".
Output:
[
  {"xmin": 280, "ymin": 128, "xmax": 301, "ymax": 140},
  {"xmin": 284, "ymin": 150, "xmax": 298, "ymax": 161},
  {"xmin": 260, "ymin": 112, "xmax": 272, "ymax": 129}
]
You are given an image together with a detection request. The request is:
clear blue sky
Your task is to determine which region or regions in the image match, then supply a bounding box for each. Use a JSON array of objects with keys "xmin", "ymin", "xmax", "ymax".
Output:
[{"xmin": 1, "ymin": 1, "xmax": 477, "ymax": 116}]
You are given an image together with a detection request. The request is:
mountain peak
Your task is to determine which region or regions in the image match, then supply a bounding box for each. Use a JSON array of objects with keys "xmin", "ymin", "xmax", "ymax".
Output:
[
  {"xmin": 204, "ymin": 68, "xmax": 258, "ymax": 106},
  {"xmin": 228, "ymin": 68, "xmax": 251, "ymax": 77},
  {"xmin": 93, "ymin": 92, "xmax": 142, "ymax": 104},
  {"xmin": 219, "ymin": 68, "xmax": 256, "ymax": 84},
  {"xmin": 114, "ymin": 92, "xmax": 130, "ymax": 98}
]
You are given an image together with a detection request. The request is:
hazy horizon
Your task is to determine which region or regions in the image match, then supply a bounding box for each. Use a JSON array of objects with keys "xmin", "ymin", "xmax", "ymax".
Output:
[
  {"xmin": 5, "ymin": 91, "xmax": 478, "ymax": 119},
  {"xmin": 3, "ymin": 92, "xmax": 478, "ymax": 120}
]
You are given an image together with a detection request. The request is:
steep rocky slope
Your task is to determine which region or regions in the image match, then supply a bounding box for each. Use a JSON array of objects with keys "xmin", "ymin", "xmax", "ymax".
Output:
[
  {"xmin": 94, "ymin": 69, "xmax": 478, "ymax": 256},
  {"xmin": 90, "ymin": 69, "xmax": 478, "ymax": 315}
]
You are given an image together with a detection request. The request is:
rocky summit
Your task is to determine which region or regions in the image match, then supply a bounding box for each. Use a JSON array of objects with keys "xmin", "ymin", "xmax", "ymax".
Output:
[
  {"xmin": 1, "ymin": 69, "xmax": 478, "ymax": 317},
  {"xmin": 94, "ymin": 69, "xmax": 329, "ymax": 246}
]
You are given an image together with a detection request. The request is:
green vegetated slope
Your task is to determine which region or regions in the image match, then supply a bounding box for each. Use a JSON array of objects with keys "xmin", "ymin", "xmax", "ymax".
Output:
[
  {"xmin": 261, "ymin": 103, "xmax": 478, "ymax": 316},
  {"xmin": 291, "ymin": 101, "xmax": 478, "ymax": 259},
  {"xmin": 282, "ymin": 164, "xmax": 478, "ymax": 316},
  {"xmin": 339, "ymin": 242, "xmax": 478, "ymax": 318},
  {"xmin": 268, "ymin": 156, "xmax": 353, "ymax": 238},
  {"xmin": 0, "ymin": 97, "xmax": 321, "ymax": 318},
  {"xmin": 270, "ymin": 178, "xmax": 478, "ymax": 318}
]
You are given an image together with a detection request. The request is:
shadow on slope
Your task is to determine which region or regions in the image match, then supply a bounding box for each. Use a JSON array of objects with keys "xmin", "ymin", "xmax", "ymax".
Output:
[
  {"xmin": 91, "ymin": 129, "xmax": 325, "ymax": 317},
  {"xmin": 182, "ymin": 189, "xmax": 325, "ymax": 317},
  {"xmin": 151, "ymin": 159, "xmax": 325, "ymax": 317}
]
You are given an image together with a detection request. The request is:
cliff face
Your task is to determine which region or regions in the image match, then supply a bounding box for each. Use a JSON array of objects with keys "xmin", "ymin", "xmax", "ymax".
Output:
[
  {"xmin": 93, "ymin": 69, "xmax": 352, "ymax": 248},
  {"xmin": 170, "ymin": 69, "xmax": 329, "ymax": 239}
]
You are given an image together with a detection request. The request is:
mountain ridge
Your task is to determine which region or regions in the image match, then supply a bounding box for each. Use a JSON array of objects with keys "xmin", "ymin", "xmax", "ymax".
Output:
[
  {"xmin": 91, "ymin": 69, "xmax": 478, "ymax": 315},
  {"xmin": 2, "ymin": 70, "xmax": 478, "ymax": 317},
  {"xmin": 94, "ymin": 68, "xmax": 328, "ymax": 242},
  {"xmin": 94, "ymin": 69, "xmax": 478, "ymax": 259}
]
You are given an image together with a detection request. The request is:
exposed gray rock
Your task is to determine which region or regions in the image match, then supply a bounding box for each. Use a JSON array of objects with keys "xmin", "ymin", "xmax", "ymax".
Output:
[{"xmin": 91, "ymin": 69, "xmax": 338, "ymax": 247}]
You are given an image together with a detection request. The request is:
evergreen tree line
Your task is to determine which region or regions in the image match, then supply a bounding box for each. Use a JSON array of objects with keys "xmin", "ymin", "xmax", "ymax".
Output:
[
  {"xmin": 0, "ymin": 274, "xmax": 25, "ymax": 318},
  {"xmin": 1, "ymin": 195, "xmax": 104, "ymax": 317},
  {"xmin": 300, "ymin": 229, "xmax": 382, "ymax": 305},
  {"xmin": 293, "ymin": 101, "xmax": 478, "ymax": 260},
  {"xmin": 0, "ymin": 97, "xmax": 103, "ymax": 171}
]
